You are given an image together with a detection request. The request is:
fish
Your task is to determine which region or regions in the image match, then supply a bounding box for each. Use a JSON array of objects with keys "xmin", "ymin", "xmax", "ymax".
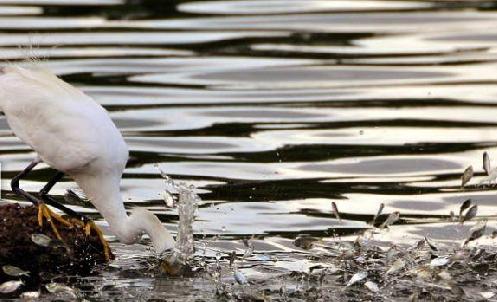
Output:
[
  {"xmin": 242, "ymin": 239, "xmax": 254, "ymax": 259},
  {"xmin": 346, "ymin": 271, "xmax": 367, "ymax": 287},
  {"xmin": 371, "ymin": 203, "xmax": 384, "ymax": 226},
  {"xmin": 19, "ymin": 291, "xmax": 40, "ymax": 300},
  {"xmin": 438, "ymin": 271, "xmax": 452, "ymax": 281},
  {"xmin": 459, "ymin": 199, "xmax": 471, "ymax": 219},
  {"xmin": 234, "ymin": 270, "xmax": 248, "ymax": 285},
  {"xmin": 45, "ymin": 283, "xmax": 78, "ymax": 299},
  {"xmin": 386, "ymin": 246, "xmax": 398, "ymax": 263},
  {"xmin": 424, "ymin": 236, "xmax": 438, "ymax": 252},
  {"xmin": 162, "ymin": 190, "xmax": 175, "ymax": 208},
  {"xmin": 483, "ymin": 152, "xmax": 491, "ymax": 175},
  {"xmin": 481, "ymin": 292, "xmax": 495, "ymax": 299},
  {"xmin": 0, "ymin": 280, "xmax": 23, "ymax": 293},
  {"xmin": 63, "ymin": 189, "xmax": 88, "ymax": 206},
  {"xmin": 430, "ymin": 257, "xmax": 450, "ymax": 267},
  {"xmin": 294, "ymin": 236, "xmax": 318, "ymax": 250},
  {"xmin": 463, "ymin": 220, "xmax": 487, "ymax": 246},
  {"xmin": 229, "ymin": 251, "xmax": 236, "ymax": 267},
  {"xmin": 414, "ymin": 267, "xmax": 432, "ymax": 280},
  {"xmin": 461, "ymin": 165, "xmax": 473, "ymax": 187},
  {"xmin": 380, "ymin": 211, "xmax": 400, "ymax": 229},
  {"xmin": 460, "ymin": 205, "xmax": 477, "ymax": 225},
  {"xmin": 331, "ymin": 201, "xmax": 341, "ymax": 221},
  {"xmin": 414, "ymin": 239, "xmax": 425, "ymax": 250},
  {"xmin": 31, "ymin": 233, "xmax": 52, "ymax": 247},
  {"xmin": 2, "ymin": 265, "xmax": 29, "ymax": 277},
  {"xmin": 364, "ymin": 281, "xmax": 379, "ymax": 293},
  {"xmin": 386, "ymin": 259, "xmax": 405, "ymax": 275}
]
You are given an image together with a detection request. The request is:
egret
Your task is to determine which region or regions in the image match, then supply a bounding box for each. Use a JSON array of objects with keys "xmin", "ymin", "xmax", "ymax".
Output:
[{"xmin": 0, "ymin": 65, "xmax": 175, "ymax": 259}]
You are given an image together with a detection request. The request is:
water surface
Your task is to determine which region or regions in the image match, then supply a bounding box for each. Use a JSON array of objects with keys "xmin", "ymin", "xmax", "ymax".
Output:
[{"xmin": 1, "ymin": 0, "xmax": 497, "ymax": 300}]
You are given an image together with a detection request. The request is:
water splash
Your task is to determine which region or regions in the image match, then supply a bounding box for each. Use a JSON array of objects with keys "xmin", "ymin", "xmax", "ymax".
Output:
[
  {"xmin": 155, "ymin": 165, "xmax": 198, "ymax": 272},
  {"xmin": 176, "ymin": 185, "xmax": 198, "ymax": 259}
]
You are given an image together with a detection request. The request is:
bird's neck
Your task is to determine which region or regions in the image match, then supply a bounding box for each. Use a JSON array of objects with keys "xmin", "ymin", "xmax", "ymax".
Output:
[{"xmin": 74, "ymin": 173, "xmax": 175, "ymax": 254}]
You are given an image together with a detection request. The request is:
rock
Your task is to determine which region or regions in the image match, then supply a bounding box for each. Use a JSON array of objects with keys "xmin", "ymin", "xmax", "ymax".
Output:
[{"xmin": 0, "ymin": 203, "xmax": 112, "ymax": 297}]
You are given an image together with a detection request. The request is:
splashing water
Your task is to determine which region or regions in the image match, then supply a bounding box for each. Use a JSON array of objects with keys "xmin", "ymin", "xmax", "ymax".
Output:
[
  {"xmin": 155, "ymin": 165, "xmax": 198, "ymax": 271},
  {"xmin": 176, "ymin": 185, "xmax": 198, "ymax": 259}
]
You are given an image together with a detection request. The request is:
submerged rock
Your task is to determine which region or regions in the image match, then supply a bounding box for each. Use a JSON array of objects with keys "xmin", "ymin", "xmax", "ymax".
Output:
[{"xmin": 0, "ymin": 203, "xmax": 112, "ymax": 297}]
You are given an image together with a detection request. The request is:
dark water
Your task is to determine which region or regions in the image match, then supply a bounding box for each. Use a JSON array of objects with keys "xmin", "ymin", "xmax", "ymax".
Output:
[{"xmin": 1, "ymin": 0, "xmax": 497, "ymax": 300}]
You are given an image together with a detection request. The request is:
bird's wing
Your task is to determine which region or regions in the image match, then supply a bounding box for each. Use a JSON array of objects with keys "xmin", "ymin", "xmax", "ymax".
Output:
[{"xmin": 0, "ymin": 65, "xmax": 128, "ymax": 172}]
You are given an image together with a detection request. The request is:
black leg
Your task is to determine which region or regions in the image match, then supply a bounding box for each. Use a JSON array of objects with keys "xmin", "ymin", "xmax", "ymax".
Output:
[
  {"xmin": 11, "ymin": 160, "xmax": 41, "ymax": 205},
  {"xmin": 38, "ymin": 172, "xmax": 88, "ymax": 222},
  {"xmin": 39, "ymin": 171, "xmax": 64, "ymax": 196},
  {"xmin": 11, "ymin": 161, "xmax": 88, "ymax": 222}
]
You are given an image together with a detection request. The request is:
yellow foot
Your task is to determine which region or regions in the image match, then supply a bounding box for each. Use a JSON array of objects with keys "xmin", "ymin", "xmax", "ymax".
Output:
[
  {"xmin": 37, "ymin": 203, "xmax": 74, "ymax": 241},
  {"xmin": 84, "ymin": 220, "xmax": 111, "ymax": 261}
]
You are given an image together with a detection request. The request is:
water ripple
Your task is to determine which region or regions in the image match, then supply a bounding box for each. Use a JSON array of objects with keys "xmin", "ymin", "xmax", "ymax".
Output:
[{"xmin": 0, "ymin": 0, "xmax": 496, "ymax": 250}]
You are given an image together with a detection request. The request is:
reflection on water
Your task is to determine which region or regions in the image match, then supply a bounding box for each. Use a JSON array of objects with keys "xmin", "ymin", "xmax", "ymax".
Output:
[{"xmin": 1, "ymin": 0, "xmax": 497, "ymax": 299}]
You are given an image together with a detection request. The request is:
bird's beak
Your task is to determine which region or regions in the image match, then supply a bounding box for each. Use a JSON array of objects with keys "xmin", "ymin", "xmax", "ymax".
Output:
[{"xmin": 160, "ymin": 251, "xmax": 186, "ymax": 276}]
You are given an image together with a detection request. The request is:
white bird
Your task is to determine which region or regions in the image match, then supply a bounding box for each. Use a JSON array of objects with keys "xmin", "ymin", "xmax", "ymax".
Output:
[{"xmin": 0, "ymin": 65, "xmax": 175, "ymax": 259}]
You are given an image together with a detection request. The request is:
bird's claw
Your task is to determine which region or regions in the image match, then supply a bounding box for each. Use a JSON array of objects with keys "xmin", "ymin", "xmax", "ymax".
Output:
[
  {"xmin": 37, "ymin": 204, "xmax": 111, "ymax": 261},
  {"xmin": 84, "ymin": 220, "xmax": 111, "ymax": 261},
  {"xmin": 37, "ymin": 203, "xmax": 73, "ymax": 241}
]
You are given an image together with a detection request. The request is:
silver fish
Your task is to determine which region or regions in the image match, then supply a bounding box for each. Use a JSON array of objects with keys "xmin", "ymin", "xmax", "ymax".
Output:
[
  {"xmin": 461, "ymin": 165, "xmax": 473, "ymax": 187},
  {"xmin": 463, "ymin": 220, "xmax": 487, "ymax": 246},
  {"xmin": 459, "ymin": 199, "xmax": 472, "ymax": 219},
  {"xmin": 460, "ymin": 205, "xmax": 477, "ymax": 225},
  {"xmin": 19, "ymin": 291, "xmax": 40, "ymax": 300},
  {"xmin": 380, "ymin": 211, "xmax": 400, "ymax": 229},
  {"xmin": 162, "ymin": 190, "xmax": 175, "ymax": 208},
  {"xmin": 0, "ymin": 280, "xmax": 22, "ymax": 293},
  {"xmin": 243, "ymin": 238, "xmax": 250, "ymax": 248},
  {"xmin": 2, "ymin": 265, "xmax": 29, "ymax": 277},
  {"xmin": 430, "ymin": 257, "xmax": 450, "ymax": 267},
  {"xmin": 63, "ymin": 189, "xmax": 88, "ymax": 206},
  {"xmin": 346, "ymin": 271, "xmax": 367, "ymax": 287},
  {"xmin": 45, "ymin": 283, "xmax": 78, "ymax": 299},
  {"xmin": 364, "ymin": 281, "xmax": 379, "ymax": 293},
  {"xmin": 331, "ymin": 201, "xmax": 341, "ymax": 221},
  {"xmin": 414, "ymin": 239, "xmax": 425, "ymax": 250},
  {"xmin": 229, "ymin": 251, "xmax": 236, "ymax": 267},
  {"xmin": 424, "ymin": 236, "xmax": 438, "ymax": 252},
  {"xmin": 242, "ymin": 240, "xmax": 254, "ymax": 259},
  {"xmin": 31, "ymin": 234, "xmax": 52, "ymax": 247},
  {"xmin": 481, "ymin": 292, "xmax": 495, "ymax": 299},
  {"xmin": 484, "ymin": 152, "xmax": 491, "ymax": 175},
  {"xmin": 438, "ymin": 271, "xmax": 452, "ymax": 281},
  {"xmin": 414, "ymin": 267, "xmax": 432, "ymax": 280},
  {"xmin": 294, "ymin": 236, "xmax": 317, "ymax": 250},
  {"xmin": 234, "ymin": 270, "xmax": 248, "ymax": 285},
  {"xmin": 386, "ymin": 246, "xmax": 398, "ymax": 263},
  {"xmin": 371, "ymin": 203, "xmax": 384, "ymax": 226},
  {"xmin": 386, "ymin": 259, "xmax": 405, "ymax": 275}
]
